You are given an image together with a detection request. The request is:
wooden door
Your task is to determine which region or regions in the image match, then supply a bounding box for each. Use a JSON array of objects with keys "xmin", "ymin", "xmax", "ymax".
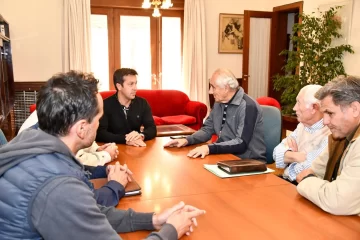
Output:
[
  {"xmin": 268, "ymin": 1, "xmax": 303, "ymax": 100},
  {"xmin": 242, "ymin": 11, "xmax": 272, "ymax": 94}
]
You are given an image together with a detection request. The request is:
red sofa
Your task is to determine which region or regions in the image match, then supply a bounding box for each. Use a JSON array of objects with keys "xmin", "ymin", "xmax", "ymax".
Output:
[{"xmin": 30, "ymin": 89, "xmax": 208, "ymax": 130}]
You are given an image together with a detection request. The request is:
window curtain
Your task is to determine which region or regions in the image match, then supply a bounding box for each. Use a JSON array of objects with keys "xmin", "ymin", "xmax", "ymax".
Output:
[
  {"xmin": 182, "ymin": 0, "xmax": 207, "ymax": 105},
  {"xmin": 63, "ymin": 0, "xmax": 91, "ymax": 72},
  {"xmin": 247, "ymin": 18, "xmax": 271, "ymax": 99}
]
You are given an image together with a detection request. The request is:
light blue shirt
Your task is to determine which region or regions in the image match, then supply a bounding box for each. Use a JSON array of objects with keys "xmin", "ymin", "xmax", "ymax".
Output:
[
  {"xmin": 273, "ymin": 119, "xmax": 328, "ymax": 181},
  {"xmin": 0, "ymin": 129, "xmax": 7, "ymax": 146}
]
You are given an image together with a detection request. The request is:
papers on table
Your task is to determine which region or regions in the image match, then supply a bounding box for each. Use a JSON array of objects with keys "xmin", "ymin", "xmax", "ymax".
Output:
[{"xmin": 203, "ymin": 164, "xmax": 274, "ymax": 178}]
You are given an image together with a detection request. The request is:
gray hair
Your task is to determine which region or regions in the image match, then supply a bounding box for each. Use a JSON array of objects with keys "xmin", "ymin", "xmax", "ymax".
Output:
[
  {"xmin": 299, "ymin": 84, "xmax": 322, "ymax": 108},
  {"xmin": 213, "ymin": 68, "xmax": 239, "ymax": 90},
  {"xmin": 315, "ymin": 75, "xmax": 360, "ymax": 107}
]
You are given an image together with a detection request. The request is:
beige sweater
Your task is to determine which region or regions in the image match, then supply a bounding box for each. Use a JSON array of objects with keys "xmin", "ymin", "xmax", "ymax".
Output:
[{"xmin": 297, "ymin": 125, "xmax": 360, "ymax": 215}]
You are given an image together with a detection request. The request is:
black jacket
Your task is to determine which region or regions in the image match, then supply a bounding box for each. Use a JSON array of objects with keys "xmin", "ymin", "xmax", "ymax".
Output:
[{"xmin": 96, "ymin": 94, "xmax": 157, "ymax": 143}]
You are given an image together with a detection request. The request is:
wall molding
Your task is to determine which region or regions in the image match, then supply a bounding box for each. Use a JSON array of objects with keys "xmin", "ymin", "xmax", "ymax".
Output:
[{"xmin": 14, "ymin": 82, "xmax": 45, "ymax": 91}]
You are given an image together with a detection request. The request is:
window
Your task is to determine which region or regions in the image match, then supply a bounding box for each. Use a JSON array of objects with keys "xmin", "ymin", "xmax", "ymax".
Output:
[
  {"xmin": 90, "ymin": 4, "xmax": 183, "ymax": 90},
  {"xmin": 91, "ymin": 14, "xmax": 109, "ymax": 91}
]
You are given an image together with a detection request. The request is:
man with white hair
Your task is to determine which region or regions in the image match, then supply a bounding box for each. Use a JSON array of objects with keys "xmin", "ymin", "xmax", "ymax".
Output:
[
  {"xmin": 296, "ymin": 76, "xmax": 360, "ymax": 215},
  {"xmin": 273, "ymin": 85, "xmax": 331, "ymax": 183},
  {"xmin": 164, "ymin": 68, "xmax": 266, "ymax": 161}
]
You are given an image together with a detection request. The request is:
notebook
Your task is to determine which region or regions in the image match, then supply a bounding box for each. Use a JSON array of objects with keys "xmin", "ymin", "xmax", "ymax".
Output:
[
  {"xmin": 217, "ymin": 159, "xmax": 267, "ymax": 174},
  {"xmin": 204, "ymin": 164, "xmax": 274, "ymax": 178},
  {"xmin": 90, "ymin": 176, "xmax": 141, "ymax": 196}
]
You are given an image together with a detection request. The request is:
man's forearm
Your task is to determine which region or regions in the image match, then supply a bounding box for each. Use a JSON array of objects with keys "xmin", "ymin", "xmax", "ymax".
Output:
[
  {"xmin": 284, "ymin": 151, "xmax": 306, "ymax": 164},
  {"xmin": 100, "ymin": 205, "xmax": 155, "ymax": 232}
]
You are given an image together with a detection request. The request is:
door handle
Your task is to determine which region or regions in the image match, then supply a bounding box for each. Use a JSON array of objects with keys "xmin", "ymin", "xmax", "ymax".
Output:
[{"xmin": 243, "ymin": 74, "xmax": 249, "ymax": 81}]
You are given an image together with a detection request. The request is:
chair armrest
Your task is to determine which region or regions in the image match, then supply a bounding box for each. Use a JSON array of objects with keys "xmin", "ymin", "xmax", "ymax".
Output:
[{"xmin": 184, "ymin": 101, "xmax": 207, "ymax": 124}]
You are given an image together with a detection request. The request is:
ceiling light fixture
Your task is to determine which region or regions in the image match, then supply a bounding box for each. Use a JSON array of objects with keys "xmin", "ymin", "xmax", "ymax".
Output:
[{"xmin": 142, "ymin": 0, "xmax": 173, "ymax": 17}]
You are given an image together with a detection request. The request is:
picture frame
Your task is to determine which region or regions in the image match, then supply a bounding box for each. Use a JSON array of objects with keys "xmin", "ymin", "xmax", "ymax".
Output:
[{"xmin": 218, "ymin": 13, "xmax": 244, "ymax": 54}]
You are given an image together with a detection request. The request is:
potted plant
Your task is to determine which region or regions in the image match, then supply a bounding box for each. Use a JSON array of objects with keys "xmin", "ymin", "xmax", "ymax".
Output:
[{"xmin": 273, "ymin": 6, "xmax": 354, "ymax": 113}]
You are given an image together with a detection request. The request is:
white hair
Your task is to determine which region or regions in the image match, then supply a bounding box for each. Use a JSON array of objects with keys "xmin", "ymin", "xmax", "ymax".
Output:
[
  {"xmin": 213, "ymin": 68, "xmax": 239, "ymax": 90},
  {"xmin": 299, "ymin": 84, "xmax": 323, "ymax": 108}
]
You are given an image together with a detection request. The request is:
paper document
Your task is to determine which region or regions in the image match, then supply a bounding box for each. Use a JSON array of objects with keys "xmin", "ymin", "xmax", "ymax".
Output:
[{"xmin": 204, "ymin": 164, "xmax": 274, "ymax": 178}]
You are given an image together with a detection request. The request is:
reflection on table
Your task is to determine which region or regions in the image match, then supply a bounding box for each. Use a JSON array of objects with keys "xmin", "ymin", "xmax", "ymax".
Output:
[{"xmin": 108, "ymin": 137, "xmax": 360, "ymax": 239}]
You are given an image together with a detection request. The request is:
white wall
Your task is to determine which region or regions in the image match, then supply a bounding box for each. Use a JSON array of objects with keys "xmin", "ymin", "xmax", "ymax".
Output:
[
  {"xmin": 205, "ymin": 0, "xmax": 282, "ymax": 79},
  {"xmin": 1, "ymin": 0, "xmax": 359, "ymax": 82},
  {"xmin": 0, "ymin": 0, "xmax": 63, "ymax": 82},
  {"xmin": 205, "ymin": 0, "xmax": 360, "ymax": 79}
]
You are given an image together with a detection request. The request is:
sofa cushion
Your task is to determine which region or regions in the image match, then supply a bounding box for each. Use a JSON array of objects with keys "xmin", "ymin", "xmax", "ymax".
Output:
[
  {"xmin": 153, "ymin": 116, "xmax": 165, "ymax": 125},
  {"xmin": 161, "ymin": 115, "xmax": 196, "ymax": 125}
]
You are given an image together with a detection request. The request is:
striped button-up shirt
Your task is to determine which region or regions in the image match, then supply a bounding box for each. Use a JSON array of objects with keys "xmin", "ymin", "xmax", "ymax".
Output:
[{"xmin": 273, "ymin": 119, "xmax": 329, "ymax": 181}]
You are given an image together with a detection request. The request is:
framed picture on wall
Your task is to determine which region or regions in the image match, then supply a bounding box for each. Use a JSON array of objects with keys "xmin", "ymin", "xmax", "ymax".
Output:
[{"xmin": 218, "ymin": 13, "xmax": 244, "ymax": 54}]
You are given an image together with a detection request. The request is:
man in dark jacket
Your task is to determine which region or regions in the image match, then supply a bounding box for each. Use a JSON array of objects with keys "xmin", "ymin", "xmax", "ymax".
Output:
[
  {"xmin": 0, "ymin": 71, "xmax": 205, "ymax": 240},
  {"xmin": 164, "ymin": 68, "xmax": 266, "ymax": 161},
  {"xmin": 96, "ymin": 68, "xmax": 157, "ymax": 147}
]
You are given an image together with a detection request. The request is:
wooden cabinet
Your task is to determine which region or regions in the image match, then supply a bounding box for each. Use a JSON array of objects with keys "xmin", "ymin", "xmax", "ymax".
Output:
[{"xmin": 0, "ymin": 14, "xmax": 15, "ymax": 139}]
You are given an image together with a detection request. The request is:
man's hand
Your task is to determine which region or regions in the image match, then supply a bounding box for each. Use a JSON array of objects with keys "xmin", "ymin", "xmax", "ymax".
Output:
[
  {"xmin": 152, "ymin": 201, "xmax": 206, "ymax": 238},
  {"xmin": 107, "ymin": 162, "xmax": 132, "ymax": 186},
  {"xmin": 296, "ymin": 168, "xmax": 314, "ymax": 183},
  {"xmin": 99, "ymin": 143, "xmax": 119, "ymax": 160},
  {"xmin": 125, "ymin": 131, "xmax": 142, "ymax": 142},
  {"xmin": 287, "ymin": 136, "xmax": 298, "ymax": 152},
  {"xmin": 126, "ymin": 139, "xmax": 146, "ymax": 147},
  {"xmin": 164, "ymin": 139, "xmax": 188, "ymax": 148},
  {"xmin": 97, "ymin": 143, "xmax": 112, "ymax": 151},
  {"xmin": 187, "ymin": 145, "xmax": 209, "ymax": 159}
]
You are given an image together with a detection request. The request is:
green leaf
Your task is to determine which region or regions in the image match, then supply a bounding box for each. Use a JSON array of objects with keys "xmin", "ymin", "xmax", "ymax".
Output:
[{"xmin": 272, "ymin": 5, "xmax": 354, "ymax": 113}]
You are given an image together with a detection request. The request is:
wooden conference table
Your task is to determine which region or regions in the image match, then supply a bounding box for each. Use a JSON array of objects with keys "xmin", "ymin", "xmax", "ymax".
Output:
[{"xmin": 110, "ymin": 137, "xmax": 360, "ymax": 240}]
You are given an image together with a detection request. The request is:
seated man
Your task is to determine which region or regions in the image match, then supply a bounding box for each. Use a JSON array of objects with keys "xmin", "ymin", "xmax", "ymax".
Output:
[
  {"xmin": 296, "ymin": 76, "xmax": 360, "ymax": 215},
  {"xmin": 96, "ymin": 68, "xmax": 156, "ymax": 147},
  {"xmin": 164, "ymin": 68, "xmax": 266, "ymax": 161},
  {"xmin": 273, "ymin": 85, "xmax": 331, "ymax": 183},
  {"xmin": 19, "ymin": 110, "xmax": 123, "ymax": 207},
  {"xmin": 0, "ymin": 71, "xmax": 205, "ymax": 239},
  {"xmin": 19, "ymin": 110, "xmax": 118, "ymax": 166}
]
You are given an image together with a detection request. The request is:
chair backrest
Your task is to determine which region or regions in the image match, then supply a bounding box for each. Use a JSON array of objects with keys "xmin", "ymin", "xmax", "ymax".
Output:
[
  {"xmin": 256, "ymin": 97, "xmax": 281, "ymax": 109},
  {"xmin": 261, "ymin": 105, "xmax": 282, "ymax": 164},
  {"xmin": 136, "ymin": 89, "xmax": 190, "ymax": 117}
]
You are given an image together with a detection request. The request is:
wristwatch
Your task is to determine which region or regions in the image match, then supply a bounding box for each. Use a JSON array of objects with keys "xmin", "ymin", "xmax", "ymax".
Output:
[{"xmin": 302, "ymin": 173, "xmax": 316, "ymax": 181}]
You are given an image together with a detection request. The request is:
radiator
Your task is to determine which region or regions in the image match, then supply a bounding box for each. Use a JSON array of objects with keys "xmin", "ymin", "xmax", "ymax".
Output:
[{"xmin": 13, "ymin": 90, "xmax": 38, "ymax": 132}]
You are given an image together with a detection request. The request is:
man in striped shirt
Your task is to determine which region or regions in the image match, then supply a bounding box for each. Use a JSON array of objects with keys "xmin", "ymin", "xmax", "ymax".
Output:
[{"xmin": 273, "ymin": 85, "xmax": 331, "ymax": 183}]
